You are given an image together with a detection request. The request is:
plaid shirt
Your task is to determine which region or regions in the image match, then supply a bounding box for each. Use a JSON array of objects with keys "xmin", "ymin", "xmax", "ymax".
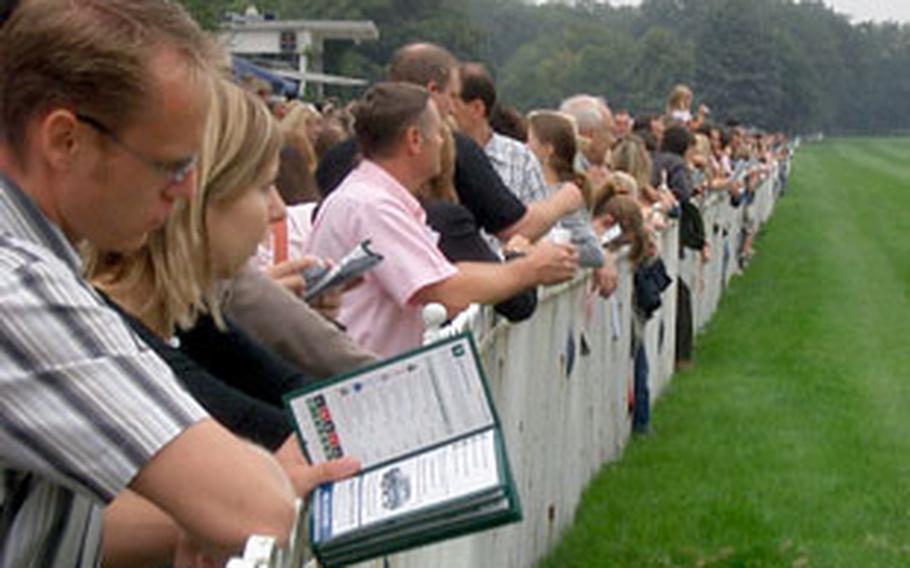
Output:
[
  {"xmin": 484, "ymin": 132, "xmax": 550, "ymax": 204},
  {"xmin": 0, "ymin": 172, "xmax": 206, "ymax": 567}
]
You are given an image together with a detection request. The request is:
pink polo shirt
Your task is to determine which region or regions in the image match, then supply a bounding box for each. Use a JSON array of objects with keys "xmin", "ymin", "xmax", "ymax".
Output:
[{"xmin": 308, "ymin": 160, "xmax": 457, "ymax": 357}]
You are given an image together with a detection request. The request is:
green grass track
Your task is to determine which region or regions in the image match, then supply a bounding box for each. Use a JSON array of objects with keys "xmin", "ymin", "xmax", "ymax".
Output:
[{"xmin": 540, "ymin": 138, "xmax": 910, "ymax": 567}]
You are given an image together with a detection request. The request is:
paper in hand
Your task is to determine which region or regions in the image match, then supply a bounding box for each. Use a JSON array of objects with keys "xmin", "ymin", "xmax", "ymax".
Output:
[{"xmin": 303, "ymin": 239, "xmax": 383, "ymax": 301}]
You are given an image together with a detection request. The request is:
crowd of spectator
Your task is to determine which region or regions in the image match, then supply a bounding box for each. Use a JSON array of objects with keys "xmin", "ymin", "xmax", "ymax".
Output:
[{"xmin": 0, "ymin": 1, "xmax": 790, "ymax": 565}]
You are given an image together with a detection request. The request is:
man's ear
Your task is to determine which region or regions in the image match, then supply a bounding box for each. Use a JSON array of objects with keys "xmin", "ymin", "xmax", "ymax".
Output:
[
  {"xmin": 403, "ymin": 125, "xmax": 422, "ymax": 156},
  {"xmin": 40, "ymin": 109, "xmax": 80, "ymax": 172},
  {"xmin": 425, "ymin": 80, "xmax": 440, "ymax": 96},
  {"xmin": 468, "ymin": 99, "xmax": 486, "ymax": 121}
]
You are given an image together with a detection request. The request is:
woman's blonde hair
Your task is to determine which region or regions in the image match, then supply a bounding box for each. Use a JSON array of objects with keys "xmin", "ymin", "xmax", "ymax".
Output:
[
  {"xmin": 597, "ymin": 195, "xmax": 646, "ymax": 265},
  {"xmin": 693, "ymin": 133, "xmax": 711, "ymax": 162},
  {"xmin": 281, "ymin": 101, "xmax": 320, "ymax": 162},
  {"xmin": 277, "ymin": 100, "xmax": 320, "ymax": 203},
  {"xmin": 84, "ymin": 77, "xmax": 282, "ymax": 334},
  {"xmin": 666, "ymin": 84, "xmax": 693, "ymax": 113},
  {"xmin": 590, "ymin": 172, "xmax": 640, "ymax": 236},
  {"xmin": 611, "ymin": 135, "xmax": 652, "ymax": 200}
]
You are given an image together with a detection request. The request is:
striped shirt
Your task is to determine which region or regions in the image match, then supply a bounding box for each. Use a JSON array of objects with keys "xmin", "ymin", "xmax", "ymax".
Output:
[
  {"xmin": 0, "ymin": 172, "xmax": 208, "ymax": 567},
  {"xmin": 484, "ymin": 132, "xmax": 549, "ymax": 204}
]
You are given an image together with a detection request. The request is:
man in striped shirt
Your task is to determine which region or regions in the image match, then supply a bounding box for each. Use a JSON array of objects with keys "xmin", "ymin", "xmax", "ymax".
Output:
[
  {"xmin": 452, "ymin": 62, "xmax": 550, "ymax": 206},
  {"xmin": 0, "ymin": 1, "xmax": 350, "ymax": 565}
]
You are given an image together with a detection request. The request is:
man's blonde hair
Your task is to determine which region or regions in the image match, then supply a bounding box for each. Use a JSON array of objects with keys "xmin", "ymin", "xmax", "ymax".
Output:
[{"xmin": 85, "ymin": 78, "xmax": 282, "ymax": 334}]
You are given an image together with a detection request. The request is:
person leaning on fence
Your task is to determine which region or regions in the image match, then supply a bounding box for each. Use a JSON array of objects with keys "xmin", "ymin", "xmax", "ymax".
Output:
[
  {"xmin": 0, "ymin": 1, "xmax": 347, "ymax": 565},
  {"xmin": 590, "ymin": 180, "xmax": 669, "ymax": 435},
  {"xmin": 316, "ymin": 42, "xmax": 586, "ymax": 244},
  {"xmin": 453, "ymin": 62, "xmax": 550, "ymax": 205},
  {"xmin": 655, "ymin": 124, "xmax": 705, "ymax": 370},
  {"xmin": 706, "ymin": 124, "xmax": 746, "ymax": 201},
  {"xmin": 528, "ymin": 110, "xmax": 615, "ymax": 272},
  {"xmin": 308, "ymin": 83, "xmax": 579, "ymax": 357},
  {"xmin": 82, "ymin": 78, "xmax": 336, "ymax": 460},
  {"xmin": 608, "ymin": 137, "xmax": 673, "ymax": 433},
  {"xmin": 222, "ymin": 98, "xmax": 376, "ymax": 379},
  {"xmin": 453, "ymin": 63, "xmax": 617, "ymax": 297},
  {"xmin": 419, "ymin": 112, "xmax": 539, "ymax": 322},
  {"xmin": 83, "ymin": 80, "xmax": 360, "ymax": 566}
]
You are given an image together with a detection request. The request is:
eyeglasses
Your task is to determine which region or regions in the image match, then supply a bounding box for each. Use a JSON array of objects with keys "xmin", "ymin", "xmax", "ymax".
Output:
[{"xmin": 75, "ymin": 113, "xmax": 197, "ymax": 187}]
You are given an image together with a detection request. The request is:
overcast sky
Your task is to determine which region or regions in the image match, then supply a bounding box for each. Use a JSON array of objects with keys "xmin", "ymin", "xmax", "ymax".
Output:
[{"xmin": 606, "ymin": 0, "xmax": 910, "ymax": 24}]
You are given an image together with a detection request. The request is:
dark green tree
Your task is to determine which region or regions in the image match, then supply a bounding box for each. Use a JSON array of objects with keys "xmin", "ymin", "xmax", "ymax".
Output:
[{"xmin": 175, "ymin": 0, "xmax": 910, "ymax": 134}]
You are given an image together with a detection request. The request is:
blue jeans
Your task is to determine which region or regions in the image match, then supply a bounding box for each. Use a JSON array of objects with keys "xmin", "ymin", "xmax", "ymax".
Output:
[{"xmin": 633, "ymin": 343, "xmax": 650, "ymax": 431}]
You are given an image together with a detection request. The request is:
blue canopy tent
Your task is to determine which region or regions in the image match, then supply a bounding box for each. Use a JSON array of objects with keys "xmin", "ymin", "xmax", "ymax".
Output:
[{"xmin": 231, "ymin": 56, "xmax": 299, "ymax": 98}]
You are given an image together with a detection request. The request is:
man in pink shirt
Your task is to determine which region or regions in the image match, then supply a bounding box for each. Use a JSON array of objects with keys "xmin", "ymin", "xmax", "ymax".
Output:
[{"xmin": 309, "ymin": 83, "xmax": 578, "ymax": 357}]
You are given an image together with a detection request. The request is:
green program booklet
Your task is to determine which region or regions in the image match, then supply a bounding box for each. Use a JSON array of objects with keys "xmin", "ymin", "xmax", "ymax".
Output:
[{"xmin": 284, "ymin": 333, "xmax": 521, "ymax": 567}]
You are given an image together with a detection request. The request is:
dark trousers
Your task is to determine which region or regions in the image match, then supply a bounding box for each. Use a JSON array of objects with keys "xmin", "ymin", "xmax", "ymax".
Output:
[
  {"xmin": 676, "ymin": 278, "xmax": 693, "ymax": 363},
  {"xmin": 633, "ymin": 343, "xmax": 650, "ymax": 431}
]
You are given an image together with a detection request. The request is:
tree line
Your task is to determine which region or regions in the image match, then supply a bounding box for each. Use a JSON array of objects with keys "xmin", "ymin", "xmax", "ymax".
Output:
[{"xmin": 182, "ymin": 0, "xmax": 910, "ymax": 135}]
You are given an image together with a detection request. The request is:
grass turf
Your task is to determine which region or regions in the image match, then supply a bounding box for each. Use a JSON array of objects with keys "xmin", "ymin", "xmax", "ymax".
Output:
[{"xmin": 538, "ymin": 138, "xmax": 910, "ymax": 567}]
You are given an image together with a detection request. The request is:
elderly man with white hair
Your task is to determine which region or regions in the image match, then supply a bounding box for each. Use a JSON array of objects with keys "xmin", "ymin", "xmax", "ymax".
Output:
[{"xmin": 559, "ymin": 94, "xmax": 616, "ymax": 186}]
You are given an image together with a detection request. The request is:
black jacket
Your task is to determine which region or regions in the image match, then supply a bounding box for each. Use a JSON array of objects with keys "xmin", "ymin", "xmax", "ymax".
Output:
[{"xmin": 423, "ymin": 199, "xmax": 537, "ymax": 322}]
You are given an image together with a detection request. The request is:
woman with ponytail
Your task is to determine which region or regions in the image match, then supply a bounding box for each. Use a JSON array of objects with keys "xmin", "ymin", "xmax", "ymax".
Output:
[{"xmin": 526, "ymin": 110, "xmax": 604, "ymax": 269}]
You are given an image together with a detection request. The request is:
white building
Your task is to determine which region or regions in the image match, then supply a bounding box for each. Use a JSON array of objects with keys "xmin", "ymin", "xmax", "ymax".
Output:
[{"xmin": 219, "ymin": 7, "xmax": 379, "ymax": 96}]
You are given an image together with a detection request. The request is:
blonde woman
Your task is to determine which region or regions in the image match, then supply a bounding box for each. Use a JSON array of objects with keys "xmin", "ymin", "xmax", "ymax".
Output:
[
  {"xmin": 85, "ymin": 77, "xmax": 356, "ymax": 466},
  {"xmin": 90, "ymin": 77, "xmax": 358, "ymax": 566},
  {"xmin": 611, "ymin": 135, "xmax": 674, "ymax": 232},
  {"xmin": 276, "ymin": 100, "xmax": 321, "ymax": 204},
  {"xmin": 611, "ymin": 135, "xmax": 658, "ymax": 207}
]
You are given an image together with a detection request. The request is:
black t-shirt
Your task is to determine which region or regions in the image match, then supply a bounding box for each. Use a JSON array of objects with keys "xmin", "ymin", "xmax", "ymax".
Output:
[
  {"xmin": 451, "ymin": 132, "xmax": 527, "ymax": 234},
  {"xmin": 177, "ymin": 315, "xmax": 309, "ymax": 408},
  {"xmin": 316, "ymin": 132, "xmax": 527, "ymax": 236},
  {"xmin": 105, "ymin": 299, "xmax": 299, "ymax": 451},
  {"xmin": 423, "ymin": 199, "xmax": 537, "ymax": 322}
]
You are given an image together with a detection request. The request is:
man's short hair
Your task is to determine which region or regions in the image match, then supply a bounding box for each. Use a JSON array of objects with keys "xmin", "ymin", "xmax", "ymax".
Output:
[
  {"xmin": 0, "ymin": 0, "xmax": 218, "ymax": 160},
  {"xmin": 661, "ymin": 124, "xmax": 694, "ymax": 157},
  {"xmin": 388, "ymin": 43, "xmax": 457, "ymax": 89},
  {"xmin": 459, "ymin": 63, "xmax": 496, "ymax": 119},
  {"xmin": 352, "ymin": 82, "xmax": 431, "ymax": 160}
]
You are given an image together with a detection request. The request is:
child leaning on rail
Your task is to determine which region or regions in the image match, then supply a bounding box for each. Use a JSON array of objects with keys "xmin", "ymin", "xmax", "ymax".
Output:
[{"xmin": 590, "ymin": 179, "xmax": 670, "ymax": 434}]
